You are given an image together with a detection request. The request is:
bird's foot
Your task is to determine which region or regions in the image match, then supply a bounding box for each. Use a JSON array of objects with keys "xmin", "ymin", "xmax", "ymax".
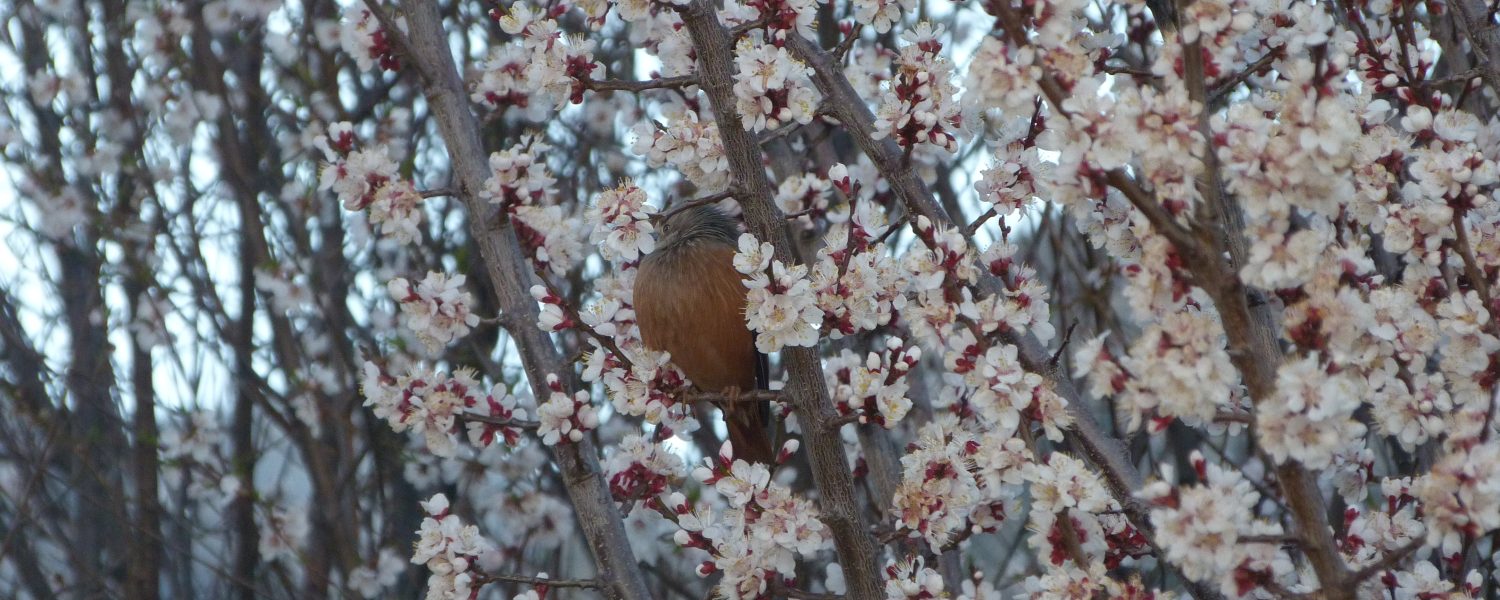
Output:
[{"xmin": 721, "ymin": 386, "xmax": 741, "ymax": 413}]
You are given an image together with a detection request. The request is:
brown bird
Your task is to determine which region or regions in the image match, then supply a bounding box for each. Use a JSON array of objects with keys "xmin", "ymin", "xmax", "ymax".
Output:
[{"xmin": 634, "ymin": 204, "xmax": 775, "ymax": 464}]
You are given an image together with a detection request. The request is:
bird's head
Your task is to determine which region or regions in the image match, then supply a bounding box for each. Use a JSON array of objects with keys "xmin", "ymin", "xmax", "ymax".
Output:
[{"xmin": 654, "ymin": 204, "xmax": 739, "ymax": 253}]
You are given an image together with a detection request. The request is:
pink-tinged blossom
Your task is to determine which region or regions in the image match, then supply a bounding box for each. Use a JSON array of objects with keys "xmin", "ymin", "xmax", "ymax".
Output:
[
  {"xmin": 411, "ymin": 493, "xmax": 495, "ymax": 600},
  {"xmin": 588, "ymin": 181, "xmax": 658, "ymax": 263},
  {"xmin": 604, "ymin": 434, "xmax": 686, "ymax": 504},
  {"xmin": 733, "ymin": 233, "xmax": 774, "ymax": 275},
  {"xmin": 631, "ymin": 102, "xmax": 731, "ymax": 193},
  {"xmin": 592, "ymin": 346, "xmax": 698, "ymax": 432},
  {"xmin": 1145, "ymin": 452, "xmax": 1290, "ymax": 595},
  {"xmin": 963, "ymin": 38, "xmax": 1041, "ymax": 119},
  {"xmin": 1025, "ymin": 453, "xmax": 1113, "ymax": 516},
  {"xmin": 347, "ymin": 547, "xmax": 405, "ymax": 598},
  {"xmin": 1256, "ymin": 354, "xmax": 1366, "ymax": 470},
  {"xmin": 678, "ymin": 443, "xmax": 830, "ymax": 598},
  {"xmin": 891, "ymin": 422, "xmax": 1021, "ymax": 551},
  {"xmin": 977, "ymin": 143, "xmax": 1047, "ymax": 216},
  {"xmin": 1415, "ymin": 441, "xmax": 1500, "ymax": 556},
  {"xmin": 464, "ymin": 389, "xmax": 528, "ymax": 449},
  {"xmin": 472, "ymin": 44, "xmax": 539, "ymax": 115},
  {"xmin": 257, "ymin": 506, "xmax": 308, "ymax": 563},
  {"xmin": 775, "ymin": 173, "xmax": 833, "ymax": 230},
  {"xmin": 482, "ymin": 137, "xmax": 558, "ymax": 209},
  {"xmin": 531, "ymin": 284, "xmax": 573, "ymax": 332},
  {"xmin": 317, "ymin": 123, "xmax": 426, "ymax": 244},
  {"xmin": 513, "ymin": 203, "xmax": 586, "ymax": 275},
  {"xmin": 388, "ymin": 272, "xmax": 481, "ymax": 353},
  {"xmin": 852, "ymin": 0, "xmax": 914, "ymax": 34},
  {"xmin": 338, "ymin": 6, "xmax": 401, "ymax": 71},
  {"xmin": 732, "ymin": 38, "xmax": 821, "ymax": 133},
  {"xmin": 360, "ymin": 363, "xmax": 490, "ymax": 458},
  {"xmin": 827, "ymin": 339, "xmax": 920, "ymax": 428},
  {"xmin": 873, "ymin": 23, "xmax": 962, "ymax": 153},
  {"xmin": 1111, "ymin": 310, "xmax": 1240, "ymax": 432},
  {"xmin": 809, "ymin": 223, "xmax": 907, "ymax": 338},
  {"xmin": 738, "ymin": 235, "xmax": 824, "ymax": 352},
  {"xmin": 884, "ymin": 555, "xmax": 945, "ymax": 599},
  {"xmin": 535, "ymin": 375, "xmax": 599, "ymax": 445}
]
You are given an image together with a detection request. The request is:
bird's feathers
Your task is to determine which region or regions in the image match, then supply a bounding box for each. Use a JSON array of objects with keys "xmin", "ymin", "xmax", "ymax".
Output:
[{"xmin": 634, "ymin": 205, "xmax": 775, "ymax": 463}]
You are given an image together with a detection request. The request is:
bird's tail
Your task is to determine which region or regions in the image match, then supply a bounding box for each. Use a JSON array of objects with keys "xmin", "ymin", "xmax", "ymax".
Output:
[{"xmin": 725, "ymin": 403, "xmax": 776, "ymax": 465}]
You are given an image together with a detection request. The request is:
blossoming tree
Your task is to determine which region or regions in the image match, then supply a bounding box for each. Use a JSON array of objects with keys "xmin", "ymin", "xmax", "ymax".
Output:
[{"xmin": 4, "ymin": 0, "xmax": 1500, "ymax": 598}]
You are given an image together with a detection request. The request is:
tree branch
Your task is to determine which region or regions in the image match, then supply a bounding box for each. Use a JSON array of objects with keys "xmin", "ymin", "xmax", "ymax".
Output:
[
  {"xmin": 674, "ymin": 2, "xmax": 884, "ymax": 596},
  {"xmin": 390, "ymin": 2, "xmax": 649, "ymax": 598}
]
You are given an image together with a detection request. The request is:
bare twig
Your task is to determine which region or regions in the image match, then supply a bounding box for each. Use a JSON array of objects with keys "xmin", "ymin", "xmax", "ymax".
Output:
[
  {"xmin": 585, "ymin": 75, "xmax": 699, "ymax": 93},
  {"xmin": 476, "ymin": 572, "xmax": 603, "ymax": 589},
  {"xmin": 655, "ymin": 188, "xmax": 739, "ymax": 224}
]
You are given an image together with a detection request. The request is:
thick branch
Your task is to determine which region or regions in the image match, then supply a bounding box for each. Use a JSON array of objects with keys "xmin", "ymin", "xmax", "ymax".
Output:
[
  {"xmin": 391, "ymin": 2, "xmax": 649, "ymax": 598},
  {"xmin": 674, "ymin": 3, "xmax": 884, "ymax": 597},
  {"xmin": 1449, "ymin": 0, "xmax": 1500, "ymax": 98}
]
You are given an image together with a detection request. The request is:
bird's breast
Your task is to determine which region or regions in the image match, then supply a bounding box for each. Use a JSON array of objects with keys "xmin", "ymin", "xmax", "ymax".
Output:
[{"xmin": 633, "ymin": 243, "xmax": 758, "ymax": 392}]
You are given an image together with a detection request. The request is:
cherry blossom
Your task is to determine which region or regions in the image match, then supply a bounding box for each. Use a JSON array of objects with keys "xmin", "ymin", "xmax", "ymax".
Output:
[
  {"xmin": 388, "ymin": 272, "xmax": 481, "ymax": 353},
  {"xmin": 732, "ymin": 39, "xmax": 821, "ymax": 133},
  {"xmin": 535, "ymin": 374, "xmax": 599, "ymax": 445},
  {"xmin": 411, "ymin": 493, "xmax": 495, "ymax": 600}
]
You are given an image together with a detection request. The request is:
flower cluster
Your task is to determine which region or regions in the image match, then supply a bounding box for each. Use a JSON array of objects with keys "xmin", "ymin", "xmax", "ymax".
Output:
[
  {"xmin": 388, "ymin": 272, "xmax": 481, "ymax": 354},
  {"xmin": 586, "ymin": 181, "xmax": 658, "ymax": 263},
  {"xmin": 1255, "ymin": 353, "xmax": 1366, "ymax": 470},
  {"xmin": 1415, "ymin": 441, "xmax": 1500, "ymax": 556},
  {"xmin": 852, "ymin": 0, "xmax": 915, "ymax": 34},
  {"xmin": 318, "ymin": 122, "xmax": 423, "ymax": 244},
  {"xmin": 774, "ymin": 173, "xmax": 833, "ymax": 230},
  {"xmin": 346, "ymin": 547, "xmax": 405, "ymax": 598},
  {"xmin": 1076, "ymin": 309, "xmax": 1240, "ymax": 432},
  {"xmin": 809, "ymin": 217, "xmax": 906, "ymax": 338},
  {"xmin": 891, "ymin": 422, "xmax": 1026, "ymax": 550},
  {"xmin": 604, "ymin": 434, "xmax": 687, "ymax": 505},
  {"xmin": 587, "ymin": 346, "xmax": 699, "ymax": 433},
  {"xmin": 740, "ymin": 0, "xmax": 816, "ymax": 39},
  {"xmin": 478, "ymin": 138, "xmax": 583, "ymax": 275},
  {"xmin": 631, "ymin": 102, "xmax": 731, "ymax": 192},
  {"xmin": 412, "ymin": 494, "xmax": 495, "ymax": 600},
  {"xmin": 873, "ymin": 23, "xmax": 962, "ymax": 153},
  {"xmin": 1145, "ymin": 452, "xmax": 1290, "ymax": 596},
  {"xmin": 361, "ymin": 364, "xmax": 477, "ymax": 455},
  {"xmin": 472, "ymin": 4, "xmax": 602, "ymax": 111},
  {"xmin": 338, "ymin": 5, "xmax": 400, "ymax": 72},
  {"xmin": 736, "ymin": 233, "xmax": 824, "ymax": 352},
  {"xmin": 732, "ymin": 38, "xmax": 821, "ymax": 133},
  {"xmin": 360, "ymin": 363, "xmax": 524, "ymax": 457},
  {"xmin": 535, "ymin": 374, "xmax": 599, "ymax": 445},
  {"xmin": 827, "ymin": 338, "xmax": 920, "ymax": 428},
  {"xmin": 977, "ymin": 143, "xmax": 1047, "ymax": 216},
  {"xmin": 883, "ymin": 555, "xmax": 945, "ymax": 599},
  {"xmin": 674, "ymin": 443, "xmax": 829, "ymax": 598}
]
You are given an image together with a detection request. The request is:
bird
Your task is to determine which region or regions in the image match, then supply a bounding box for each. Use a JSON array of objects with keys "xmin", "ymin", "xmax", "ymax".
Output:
[{"xmin": 633, "ymin": 203, "xmax": 776, "ymax": 464}]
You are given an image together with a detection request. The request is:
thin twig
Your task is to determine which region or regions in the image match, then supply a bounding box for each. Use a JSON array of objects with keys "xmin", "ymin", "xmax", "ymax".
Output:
[
  {"xmin": 654, "ymin": 188, "xmax": 739, "ymax": 223},
  {"xmin": 458, "ymin": 412, "xmax": 540, "ymax": 430},
  {"xmin": 585, "ymin": 75, "xmax": 699, "ymax": 93},
  {"xmin": 685, "ymin": 389, "xmax": 786, "ymax": 404},
  {"xmin": 476, "ymin": 572, "xmax": 603, "ymax": 589},
  {"xmin": 1208, "ymin": 49, "xmax": 1282, "ymax": 109},
  {"xmin": 1346, "ymin": 539, "xmax": 1423, "ymax": 584}
]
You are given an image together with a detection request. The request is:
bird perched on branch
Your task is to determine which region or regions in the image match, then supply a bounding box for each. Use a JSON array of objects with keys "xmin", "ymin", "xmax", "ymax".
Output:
[{"xmin": 634, "ymin": 204, "xmax": 775, "ymax": 464}]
